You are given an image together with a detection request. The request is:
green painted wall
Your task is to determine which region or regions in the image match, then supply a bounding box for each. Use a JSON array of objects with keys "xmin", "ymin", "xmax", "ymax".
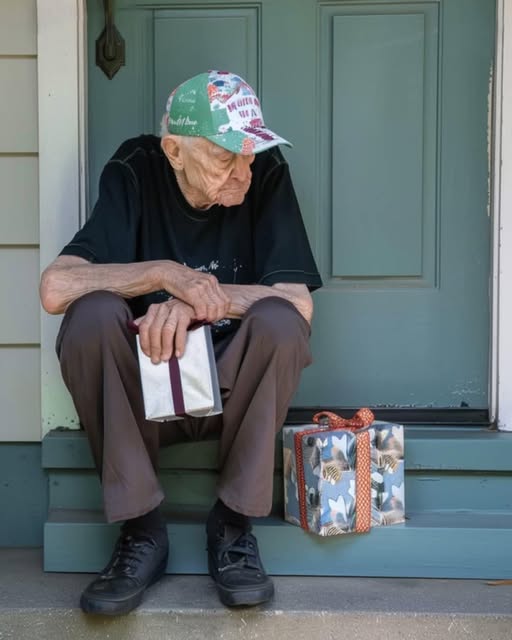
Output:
[{"xmin": 0, "ymin": 444, "xmax": 47, "ymax": 547}]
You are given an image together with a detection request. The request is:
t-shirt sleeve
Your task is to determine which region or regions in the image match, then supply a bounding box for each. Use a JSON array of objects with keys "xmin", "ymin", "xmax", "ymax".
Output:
[
  {"xmin": 59, "ymin": 159, "xmax": 140, "ymax": 264},
  {"xmin": 252, "ymin": 152, "xmax": 322, "ymax": 291}
]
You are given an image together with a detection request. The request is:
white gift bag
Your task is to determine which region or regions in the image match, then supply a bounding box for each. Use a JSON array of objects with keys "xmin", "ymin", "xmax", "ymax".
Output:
[{"xmin": 135, "ymin": 324, "xmax": 223, "ymax": 422}]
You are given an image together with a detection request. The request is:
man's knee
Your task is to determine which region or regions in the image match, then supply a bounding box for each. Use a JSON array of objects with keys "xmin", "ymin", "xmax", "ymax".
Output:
[
  {"xmin": 244, "ymin": 296, "xmax": 311, "ymax": 354},
  {"xmin": 57, "ymin": 291, "xmax": 131, "ymax": 355}
]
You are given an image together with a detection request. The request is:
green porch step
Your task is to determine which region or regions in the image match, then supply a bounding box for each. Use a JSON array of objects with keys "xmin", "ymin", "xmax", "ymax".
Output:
[
  {"xmin": 44, "ymin": 508, "xmax": 512, "ymax": 579},
  {"xmin": 46, "ymin": 468, "xmax": 512, "ymax": 513},
  {"xmin": 42, "ymin": 426, "xmax": 512, "ymax": 472},
  {"xmin": 42, "ymin": 427, "xmax": 512, "ymax": 515},
  {"xmin": 42, "ymin": 427, "xmax": 512, "ymax": 579}
]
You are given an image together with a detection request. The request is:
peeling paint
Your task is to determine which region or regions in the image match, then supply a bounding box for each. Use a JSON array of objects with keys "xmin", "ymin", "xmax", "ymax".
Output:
[{"xmin": 450, "ymin": 381, "xmax": 483, "ymax": 399}]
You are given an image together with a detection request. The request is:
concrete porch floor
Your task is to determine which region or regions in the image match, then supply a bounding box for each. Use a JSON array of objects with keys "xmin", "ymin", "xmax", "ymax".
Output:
[{"xmin": 0, "ymin": 548, "xmax": 511, "ymax": 640}]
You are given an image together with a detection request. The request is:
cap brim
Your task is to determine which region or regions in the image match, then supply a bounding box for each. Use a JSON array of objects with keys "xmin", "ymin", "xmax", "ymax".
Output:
[{"xmin": 205, "ymin": 127, "xmax": 292, "ymax": 156}]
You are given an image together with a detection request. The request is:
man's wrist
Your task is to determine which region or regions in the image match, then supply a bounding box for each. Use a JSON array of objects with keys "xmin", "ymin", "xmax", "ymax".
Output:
[{"xmin": 151, "ymin": 260, "xmax": 173, "ymax": 292}]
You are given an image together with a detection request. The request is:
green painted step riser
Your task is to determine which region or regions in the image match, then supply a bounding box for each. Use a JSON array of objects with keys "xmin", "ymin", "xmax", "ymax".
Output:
[
  {"xmin": 42, "ymin": 429, "xmax": 512, "ymax": 472},
  {"xmin": 47, "ymin": 470, "xmax": 283, "ymax": 512},
  {"xmin": 47, "ymin": 470, "xmax": 512, "ymax": 513},
  {"xmin": 44, "ymin": 521, "xmax": 512, "ymax": 579}
]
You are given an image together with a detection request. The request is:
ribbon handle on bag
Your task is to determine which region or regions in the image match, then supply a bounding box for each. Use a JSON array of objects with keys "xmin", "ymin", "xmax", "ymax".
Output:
[{"xmin": 312, "ymin": 408, "xmax": 375, "ymax": 432}]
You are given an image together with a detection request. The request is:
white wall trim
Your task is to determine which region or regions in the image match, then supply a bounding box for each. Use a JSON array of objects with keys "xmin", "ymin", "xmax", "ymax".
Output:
[
  {"xmin": 78, "ymin": 0, "xmax": 88, "ymax": 228},
  {"xmin": 36, "ymin": 0, "xmax": 512, "ymax": 433},
  {"xmin": 37, "ymin": 0, "xmax": 87, "ymax": 434},
  {"xmin": 490, "ymin": 1, "xmax": 503, "ymax": 427},
  {"xmin": 496, "ymin": 0, "xmax": 512, "ymax": 431}
]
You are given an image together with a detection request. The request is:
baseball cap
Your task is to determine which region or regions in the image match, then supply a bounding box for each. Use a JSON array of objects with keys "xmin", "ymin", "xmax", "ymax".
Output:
[{"xmin": 163, "ymin": 70, "xmax": 292, "ymax": 155}]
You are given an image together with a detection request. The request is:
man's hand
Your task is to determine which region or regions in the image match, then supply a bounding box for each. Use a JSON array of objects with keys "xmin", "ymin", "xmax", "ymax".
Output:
[
  {"xmin": 160, "ymin": 263, "xmax": 230, "ymax": 323},
  {"xmin": 135, "ymin": 299, "xmax": 196, "ymax": 364}
]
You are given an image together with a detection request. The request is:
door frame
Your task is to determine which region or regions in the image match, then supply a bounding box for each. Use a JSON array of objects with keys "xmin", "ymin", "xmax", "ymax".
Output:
[{"xmin": 37, "ymin": 0, "xmax": 512, "ymax": 432}]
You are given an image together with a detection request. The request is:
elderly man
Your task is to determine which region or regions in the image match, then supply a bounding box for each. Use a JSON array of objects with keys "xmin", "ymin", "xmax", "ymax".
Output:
[{"xmin": 40, "ymin": 71, "xmax": 322, "ymax": 615}]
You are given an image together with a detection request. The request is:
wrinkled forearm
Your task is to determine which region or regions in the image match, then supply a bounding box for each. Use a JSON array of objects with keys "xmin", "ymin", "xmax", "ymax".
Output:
[
  {"xmin": 40, "ymin": 258, "xmax": 168, "ymax": 315},
  {"xmin": 221, "ymin": 283, "xmax": 313, "ymax": 324}
]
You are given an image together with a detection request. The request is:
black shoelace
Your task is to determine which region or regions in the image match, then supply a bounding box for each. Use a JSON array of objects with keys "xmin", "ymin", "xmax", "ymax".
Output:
[
  {"xmin": 217, "ymin": 532, "xmax": 262, "ymax": 574},
  {"xmin": 102, "ymin": 533, "xmax": 157, "ymax": 579}
]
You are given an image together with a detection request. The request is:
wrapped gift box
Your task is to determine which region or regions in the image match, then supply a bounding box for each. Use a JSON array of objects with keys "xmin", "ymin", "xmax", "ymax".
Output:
[
  {"xmin": 135, "ymin": 324, "xmax": 222, "ymax": 422},
  {"xmin": 283, "ymin": 413, "xmax": 405, "ymax": 536}
]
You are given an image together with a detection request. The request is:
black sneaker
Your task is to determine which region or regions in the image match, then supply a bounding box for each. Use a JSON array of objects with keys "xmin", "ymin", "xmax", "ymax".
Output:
[
  {"xmin": 207, "ymin": 524, "xmax": 274, "ymax": 607},
  {"xmin": 80, "ymin": 530, "xmax": 169, "ymax": 615}
]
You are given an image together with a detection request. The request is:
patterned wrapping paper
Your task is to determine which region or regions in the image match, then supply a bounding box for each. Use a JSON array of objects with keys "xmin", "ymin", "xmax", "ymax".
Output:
[{"xmin": 282, "ymin": 421, "xmax": 405, "ymax": 536}]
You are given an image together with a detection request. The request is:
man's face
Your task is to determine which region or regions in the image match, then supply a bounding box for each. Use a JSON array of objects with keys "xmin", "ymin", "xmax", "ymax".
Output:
[{"xmin": 178, "ymin": 138, "xmax": 255, "ymax": 209}]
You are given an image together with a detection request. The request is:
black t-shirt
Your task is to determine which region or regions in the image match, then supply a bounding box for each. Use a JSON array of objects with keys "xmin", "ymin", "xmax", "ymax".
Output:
[{"xmin": 60, "ymin": 135, "xmax": 322, "ymax": 339}]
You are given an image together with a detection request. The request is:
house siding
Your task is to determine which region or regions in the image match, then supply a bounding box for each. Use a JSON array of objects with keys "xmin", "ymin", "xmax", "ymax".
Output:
[{"xmin": 0, "ymin": 0, "xmax": 41, "ymax": 442}]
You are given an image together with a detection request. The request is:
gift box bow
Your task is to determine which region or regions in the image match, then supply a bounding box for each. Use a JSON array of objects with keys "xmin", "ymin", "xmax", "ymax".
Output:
[{"xmin": 295, "ymin": 408, "xmax": 375, "ymax": 533}]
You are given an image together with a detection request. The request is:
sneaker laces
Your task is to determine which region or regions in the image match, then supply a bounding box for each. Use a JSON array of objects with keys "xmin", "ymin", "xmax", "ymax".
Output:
[
  {"xmin": 217, "ymin": 531, "xmax": 262, "ymax": 574},
  {"xmin": 101, "ymin": 533, "xmax": 158, "ymax": 579}
]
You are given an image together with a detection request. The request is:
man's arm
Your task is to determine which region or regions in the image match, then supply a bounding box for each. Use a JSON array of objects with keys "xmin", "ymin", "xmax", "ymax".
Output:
[
  {"xmin": 135, "ymin": 283, "xmax": 313, "ymax": 365},
  {"xmin": 39, "ymin": 255, "xmax": 230, "ymax": 321},
  {"xmin": 222, "ymin": 283, "xmax": 313, "ymax": 324},
  {"xmin": 40, "ymin": 255, "xmax": 162, "ymax": 314},
  {"xmin": 40, "ymin": 256, "xmax": 313, "ymax": 363}
]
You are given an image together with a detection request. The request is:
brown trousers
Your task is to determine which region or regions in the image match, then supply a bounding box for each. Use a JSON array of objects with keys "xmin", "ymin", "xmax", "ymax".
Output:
[{"xmin": 56, "ymin": 291, "xmax": 311, "ymax": 523}]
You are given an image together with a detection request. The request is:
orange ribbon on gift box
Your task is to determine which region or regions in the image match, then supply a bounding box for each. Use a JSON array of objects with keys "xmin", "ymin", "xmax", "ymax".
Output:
[{"xmin": 294, "ymin": 408, "xmax": 375, "ymax": 534}]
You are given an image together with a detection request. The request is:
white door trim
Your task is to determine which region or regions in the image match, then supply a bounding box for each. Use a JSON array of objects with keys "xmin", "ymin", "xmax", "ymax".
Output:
[
  {"xmin": 36, "ymin": 0, "xmax": 511, "ymax": 433},
  {"xmin": 495, "ymin": 0, "xmax": 512, "ymax": 430},
  {"xmin": 37, "ymin": 0, "xmax": 87, "ymax": 433}
]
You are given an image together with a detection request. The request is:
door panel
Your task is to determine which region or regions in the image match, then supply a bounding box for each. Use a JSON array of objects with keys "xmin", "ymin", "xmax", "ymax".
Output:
[
  {"xmin": 330, "ymin": 10, "xmax": 432, "ymax": 279},
  {"xmin": 154, "ymin": 8, "xmax": 260, "ymax": 130},
  {"xmin": 87, "ymin": 0, "xmax": 495, "ymax": 409}
]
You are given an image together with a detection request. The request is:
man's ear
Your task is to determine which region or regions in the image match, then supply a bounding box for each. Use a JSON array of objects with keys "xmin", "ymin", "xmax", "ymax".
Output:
[{"xmin": 161, "ymin": 135, "xmax": 184, "ymax": 170}]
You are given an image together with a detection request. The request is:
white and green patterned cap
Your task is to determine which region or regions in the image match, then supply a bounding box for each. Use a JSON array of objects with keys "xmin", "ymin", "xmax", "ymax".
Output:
[{"xmin": 164, "ymin": 71, "xmax": 291, "ymax": 155}]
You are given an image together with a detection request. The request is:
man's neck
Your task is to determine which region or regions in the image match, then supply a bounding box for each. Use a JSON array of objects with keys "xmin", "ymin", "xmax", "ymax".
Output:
[{"xmin": 174, "ymin": 170, "xmax": 213, "ymax": 210}]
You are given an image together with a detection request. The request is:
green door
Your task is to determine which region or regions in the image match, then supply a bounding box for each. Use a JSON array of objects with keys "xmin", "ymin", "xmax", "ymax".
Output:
[{"xmin": 87, "ymin": 0, "xmax": 495, "ymax": 412}]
